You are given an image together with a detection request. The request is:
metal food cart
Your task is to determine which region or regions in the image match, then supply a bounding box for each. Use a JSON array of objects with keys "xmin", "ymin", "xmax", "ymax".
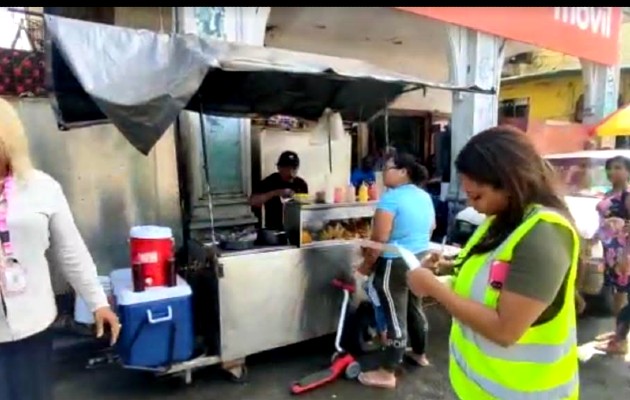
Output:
[{"xmin": 45, "ymin": 15, "xmax": 494, "ymax": 383}]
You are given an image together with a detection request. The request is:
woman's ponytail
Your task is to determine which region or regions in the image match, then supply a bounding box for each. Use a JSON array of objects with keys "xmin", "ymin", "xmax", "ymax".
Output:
[{"xmin": 390, "ymin": 153, "xmax": 428, "ymax": 187}]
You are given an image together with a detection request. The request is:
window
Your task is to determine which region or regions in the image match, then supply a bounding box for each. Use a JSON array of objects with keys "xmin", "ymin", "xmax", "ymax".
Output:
[{"xmin": 499, "ymin": 98, "xmax": 530, "ymax": 119}]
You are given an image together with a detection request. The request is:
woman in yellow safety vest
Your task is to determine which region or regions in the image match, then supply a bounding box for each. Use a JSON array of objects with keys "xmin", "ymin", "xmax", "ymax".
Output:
[{"xmin": 409, "ymin": 126, "xmax": 579, "ymax": 399}]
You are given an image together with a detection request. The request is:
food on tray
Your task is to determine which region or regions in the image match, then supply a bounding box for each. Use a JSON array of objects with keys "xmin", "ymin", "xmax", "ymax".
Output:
[
  {"xmin": 293, "ymin": 193, "xmax": 310, "ymax": 204},
  {"xmin": 314, "ymin": 218, "xmax": 372, "ymax": 242},
  {"xmin": 301, "ymin": 229, "xmax": 313, "ymax": 244}
]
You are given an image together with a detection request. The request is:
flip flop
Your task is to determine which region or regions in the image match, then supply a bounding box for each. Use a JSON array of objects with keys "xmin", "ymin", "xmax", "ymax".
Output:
[
  {"xmin": 357, "ymin": 372, "xmax": 396, "ymax": 389},
  {"xmin": 404, "ymin": 353, "xmax": 431, "ymax": 367}
]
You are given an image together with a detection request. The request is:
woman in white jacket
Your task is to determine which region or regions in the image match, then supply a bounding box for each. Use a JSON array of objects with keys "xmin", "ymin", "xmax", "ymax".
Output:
[{"xmin": 0, "ymin": 98, "xmax": 120, "ymax": 400}]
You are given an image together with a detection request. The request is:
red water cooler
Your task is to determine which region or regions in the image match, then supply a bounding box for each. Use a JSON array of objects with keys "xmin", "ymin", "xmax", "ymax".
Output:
[{"xmin": 129, "ymin": 226, "xmax": 174, "ymax": 290}]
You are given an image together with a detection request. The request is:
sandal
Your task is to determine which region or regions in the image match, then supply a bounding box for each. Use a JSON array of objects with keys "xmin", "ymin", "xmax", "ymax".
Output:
[
  {"xmin": 594, "ymin": 339, "xmax": 628, "ymax": 355},
  {"xmin": 357, "ymin": 371, "xmax": 396, "ymax": 389}
]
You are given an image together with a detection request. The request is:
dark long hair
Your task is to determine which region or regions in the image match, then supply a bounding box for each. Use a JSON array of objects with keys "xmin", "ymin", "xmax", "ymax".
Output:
[
  {"xmin": 389, "ymin": 152, "xmax": 428, "ymax": 187},
  {"xmin": 455, "ymin": 126, "xmax": 570, "ymax": 255}
]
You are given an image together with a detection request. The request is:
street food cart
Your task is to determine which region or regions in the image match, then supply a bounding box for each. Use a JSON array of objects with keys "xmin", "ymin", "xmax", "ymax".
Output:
[{"xmin": 45, "ymin": 15, "xmax": 493, "ymax": 383}]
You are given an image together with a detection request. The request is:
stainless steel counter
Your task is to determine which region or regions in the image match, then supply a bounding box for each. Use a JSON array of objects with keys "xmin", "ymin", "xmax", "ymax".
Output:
[{"xmin": 216, "ymin": 241, "xmax": 358, "ymax": 361}]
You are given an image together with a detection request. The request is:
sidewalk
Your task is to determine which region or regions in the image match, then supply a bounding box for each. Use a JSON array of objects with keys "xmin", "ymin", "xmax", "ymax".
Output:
[{"xmin": 53, "ymin": 308, "xmax": 629, "ymax": 400}]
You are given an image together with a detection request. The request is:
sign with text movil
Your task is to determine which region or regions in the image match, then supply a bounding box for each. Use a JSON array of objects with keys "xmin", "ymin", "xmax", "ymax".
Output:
[{"xmin": 395, "ymin": 7, "xmax": 622, "ymax": 66}]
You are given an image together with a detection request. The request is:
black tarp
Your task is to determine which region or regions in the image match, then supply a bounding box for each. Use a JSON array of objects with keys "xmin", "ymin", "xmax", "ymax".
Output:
[{"xmin": 45, "ymin": 15, "xmax": 495, "ymax": 155}]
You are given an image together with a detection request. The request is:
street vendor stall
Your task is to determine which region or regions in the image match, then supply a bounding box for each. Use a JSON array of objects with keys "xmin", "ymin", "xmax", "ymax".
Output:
[{"xmin": 44, "ymin": 15, "xmax": 492, "ymax": 383}]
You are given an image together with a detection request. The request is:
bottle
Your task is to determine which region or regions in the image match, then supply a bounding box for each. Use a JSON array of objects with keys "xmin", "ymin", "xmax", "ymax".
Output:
[
  {"xmin": 358, "ymin": 183, "xmax": 369, "ymax": 203},
  {"xmin": 334, "ymin": 187, "xmax": 345, "ymax": 203},
  {"xmin": 368, "ymin": 183, "xmax": 379, "ymax": 201},
  {"xmin": 324, "ymin": 175, "xmax": 335, "ymax": 204},
  {"xmin": 346, "ymin": 184, "xmax": 356, "ymax": 203}
]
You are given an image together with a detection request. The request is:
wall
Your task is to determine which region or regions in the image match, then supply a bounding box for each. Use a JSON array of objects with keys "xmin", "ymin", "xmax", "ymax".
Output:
[
  {"xmin": 114, "ymin": 7, "xmax": 172, "ymax": 31},
  {"xmin": 501, "ymin": 73, "xmax": 584, "ymax": 121},
  {"xmin": 501, "ymin": 70, "xmax": 630, "ymax": 121},
  {"xmin": 6, "ymin": 98, "xmax": 181, "ymax": 291},
  {"xmin": 526, "ymin": 120, "xmax": 591, "ymax": 155}
]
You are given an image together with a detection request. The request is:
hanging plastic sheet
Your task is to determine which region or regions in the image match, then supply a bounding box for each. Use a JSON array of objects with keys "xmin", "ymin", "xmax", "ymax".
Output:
[{"xmin": 45, "ymin": 15, "xmax": 495, "ymax": 155}]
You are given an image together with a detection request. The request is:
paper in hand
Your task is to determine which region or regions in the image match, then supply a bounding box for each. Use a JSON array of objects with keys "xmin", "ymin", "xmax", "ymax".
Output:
[{"xmin": 353, "ymin": 239, "xmax": 421, "ymax": 270}]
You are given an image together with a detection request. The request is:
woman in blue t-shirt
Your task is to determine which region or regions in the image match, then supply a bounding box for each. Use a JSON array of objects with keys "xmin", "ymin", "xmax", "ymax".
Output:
[{"xmin": 356, "ymin": 153, "xmax": 435, "ymax": 389}]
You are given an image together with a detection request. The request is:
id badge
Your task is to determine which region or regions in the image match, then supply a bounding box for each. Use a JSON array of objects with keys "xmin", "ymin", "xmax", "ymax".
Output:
[{"xmin": 1, "ymin": 259, "xmax": 27, "ymax": 296}]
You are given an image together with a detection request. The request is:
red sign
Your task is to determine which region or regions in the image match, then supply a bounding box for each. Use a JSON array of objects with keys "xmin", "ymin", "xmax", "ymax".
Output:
[{"xmin": 395, "ymin": 7, "xmax": 622, "ymax": 66}]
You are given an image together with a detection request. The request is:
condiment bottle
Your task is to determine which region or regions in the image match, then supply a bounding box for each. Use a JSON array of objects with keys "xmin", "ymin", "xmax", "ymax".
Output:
[
  {"xmin": 334, "ymin": 187, "xmax": 345, "ymax": 203},
  {"xmin": 346, "ymin": 184, "xmax": 356, "ymax": 203},
  {"xmin": 358, "ymin": 183, "xmax": 369, "ymax": 203},
  {"xmin": 324, "ymin": 176, "xmax": 335, "ymax": 204},
  {"xmin": 368, "ymin": 183, "xmax": 379, "ymax": 201}
]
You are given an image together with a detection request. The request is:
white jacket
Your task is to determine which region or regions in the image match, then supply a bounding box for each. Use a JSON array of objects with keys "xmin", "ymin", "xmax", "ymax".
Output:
[{"xmin": 0, "ymin": 170, "xmax": 108, "ymax": 342}]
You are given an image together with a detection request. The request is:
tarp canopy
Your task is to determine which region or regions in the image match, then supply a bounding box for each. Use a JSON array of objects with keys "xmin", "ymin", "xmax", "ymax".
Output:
[{"xmin": 45, "ymin": 15, "xmax": 495, "ymax": 155}]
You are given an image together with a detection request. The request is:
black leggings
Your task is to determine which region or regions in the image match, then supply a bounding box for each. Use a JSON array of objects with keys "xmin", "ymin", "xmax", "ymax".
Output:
[
  {"xmin": 372, "ymin": 256, "xmax": 429, "ymax": 371},
  {"xmin": 0, "ymin": 328, "xmax": 53, "ymax": 400}
]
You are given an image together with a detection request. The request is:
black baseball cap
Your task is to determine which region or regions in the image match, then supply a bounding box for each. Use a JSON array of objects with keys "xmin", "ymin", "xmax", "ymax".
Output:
[{"xmin": 277, "ymin": 151, "xmax": 300, "ymax": 168}]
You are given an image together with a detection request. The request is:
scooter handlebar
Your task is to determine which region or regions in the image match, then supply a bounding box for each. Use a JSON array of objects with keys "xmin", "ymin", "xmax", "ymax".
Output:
[{"xmin": 331, "ymin": 279, "xmax": 355, "ymax": 293}]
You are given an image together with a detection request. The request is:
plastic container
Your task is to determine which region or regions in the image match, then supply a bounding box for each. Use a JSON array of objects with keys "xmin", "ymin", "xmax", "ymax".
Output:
[
  {"xmin": 74, "ymin": 276, "xmax": 113, "ymax": 324},
  {"xmin": 345, "ymin": 184, "xmax": 356, "ymax": 203},
  {"xmin": 334, "ymin": 187, "xmax": 345, "ymax": 203},
  {"xmin": 110, "ymin": 268, "xmax": 194, "ymax": 368},
  {"xmin": 358, "ymin": 183, "xmax": 369, "ymax": 203},
  {"xmin": 129, "ymin": 226, "xmax": 174, "ymax": 288},
  {"xmin": 324, "ymin": 177, "xmax": 335, "ymax": 204},
  {"xmin": 368, "ymin": 183, "xmax": 379, "ymax": 201}
]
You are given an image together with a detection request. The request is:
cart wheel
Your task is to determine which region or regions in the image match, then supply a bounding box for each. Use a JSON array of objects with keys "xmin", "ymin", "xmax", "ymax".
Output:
[
  {"xmin": 344, "ymin": 361, "xmax": 361, "ymax": 380},
  {"xmin": 227, "ymin": 365, "xmax": 248, "ymax": 384}
]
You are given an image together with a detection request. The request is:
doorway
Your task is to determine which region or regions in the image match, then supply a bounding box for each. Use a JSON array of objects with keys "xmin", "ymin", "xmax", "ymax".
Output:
[{"xmin": 367, "ymin": 111, "xmax": 431, "ymax": 164}]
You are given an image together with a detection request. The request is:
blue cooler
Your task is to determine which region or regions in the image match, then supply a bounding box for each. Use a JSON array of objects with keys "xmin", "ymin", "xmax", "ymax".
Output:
[{"xmin": 110, "ymin": 268, "xmax": 194, "ymax": 368}]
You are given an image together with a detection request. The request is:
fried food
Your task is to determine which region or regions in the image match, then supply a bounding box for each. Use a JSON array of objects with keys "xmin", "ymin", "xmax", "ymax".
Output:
[{"xmin": 301, "ymin": 229, "xmax": 313, "ymax": 244}]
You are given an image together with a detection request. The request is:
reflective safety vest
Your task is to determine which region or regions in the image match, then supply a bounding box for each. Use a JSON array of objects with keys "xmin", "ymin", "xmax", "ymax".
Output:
[{"xmin": 449, "ymin": 206, "xmax": 580, "ymax": 400}]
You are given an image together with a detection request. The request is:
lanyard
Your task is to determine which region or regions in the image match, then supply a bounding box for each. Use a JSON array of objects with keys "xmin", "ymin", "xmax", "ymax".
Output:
[{"xmin": 0, "ymin": 175, "xmax": 14, "ymax": 258}]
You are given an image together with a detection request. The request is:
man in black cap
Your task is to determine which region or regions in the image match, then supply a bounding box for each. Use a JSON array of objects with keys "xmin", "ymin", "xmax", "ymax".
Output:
[{"xmin": 250, "ymin": 151, "xmax": 309, "ymax": 230}]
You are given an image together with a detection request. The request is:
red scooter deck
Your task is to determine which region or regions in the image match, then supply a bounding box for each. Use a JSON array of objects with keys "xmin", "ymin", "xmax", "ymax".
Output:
[
  {"xmin": 290, "ymin": 353, "xmax": 356, "ymax": 395},
  {"xmin": 290, "ymin": 279, "xmax": 361, "ymax": 395}
]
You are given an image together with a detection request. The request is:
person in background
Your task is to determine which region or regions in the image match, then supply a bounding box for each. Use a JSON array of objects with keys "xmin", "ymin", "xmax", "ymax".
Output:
[
  {"xmin": 593, "ymin": 156, "xmax": 630, "ymax": 354},
  {"xmin": 249, "ymin": 151, "xmax": 308, "ymax": 230},
  {"xmin": 0, "ymin": 98, "xmax": 120, "ymax": 400},
  {"xmin": 350, "ymin": 155, "xmax": 376, "ymax": 189},
  {"xmin": 407, "ymin": 126, "xmax": 579, "ymax": 399},
  {"xmin": 356, "ymin": 153, "xmax": 435, "ymax": 389}
]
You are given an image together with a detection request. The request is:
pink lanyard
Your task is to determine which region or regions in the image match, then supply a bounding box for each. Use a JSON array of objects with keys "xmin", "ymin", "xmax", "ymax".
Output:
[{"xmin": 0, "ymin": 175, "xmax": 15, "ymax": 258}]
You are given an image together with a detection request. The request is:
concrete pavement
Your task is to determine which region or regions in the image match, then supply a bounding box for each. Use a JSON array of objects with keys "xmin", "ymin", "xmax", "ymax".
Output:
[{"xmin": 54, "ymin": 308, "xmax": 630, "ymax": 400}]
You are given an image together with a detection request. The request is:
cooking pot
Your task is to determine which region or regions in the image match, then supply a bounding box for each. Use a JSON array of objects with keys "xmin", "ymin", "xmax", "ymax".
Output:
[{"xmin": 257, "ymin": 229, "xmax": 288, "ymax": 246}]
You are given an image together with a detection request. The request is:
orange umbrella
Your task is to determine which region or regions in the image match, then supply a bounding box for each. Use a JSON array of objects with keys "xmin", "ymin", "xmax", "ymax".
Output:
[{"xmin": 591, "ymin": 104, "xmax": 630, "ymax": 137}]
